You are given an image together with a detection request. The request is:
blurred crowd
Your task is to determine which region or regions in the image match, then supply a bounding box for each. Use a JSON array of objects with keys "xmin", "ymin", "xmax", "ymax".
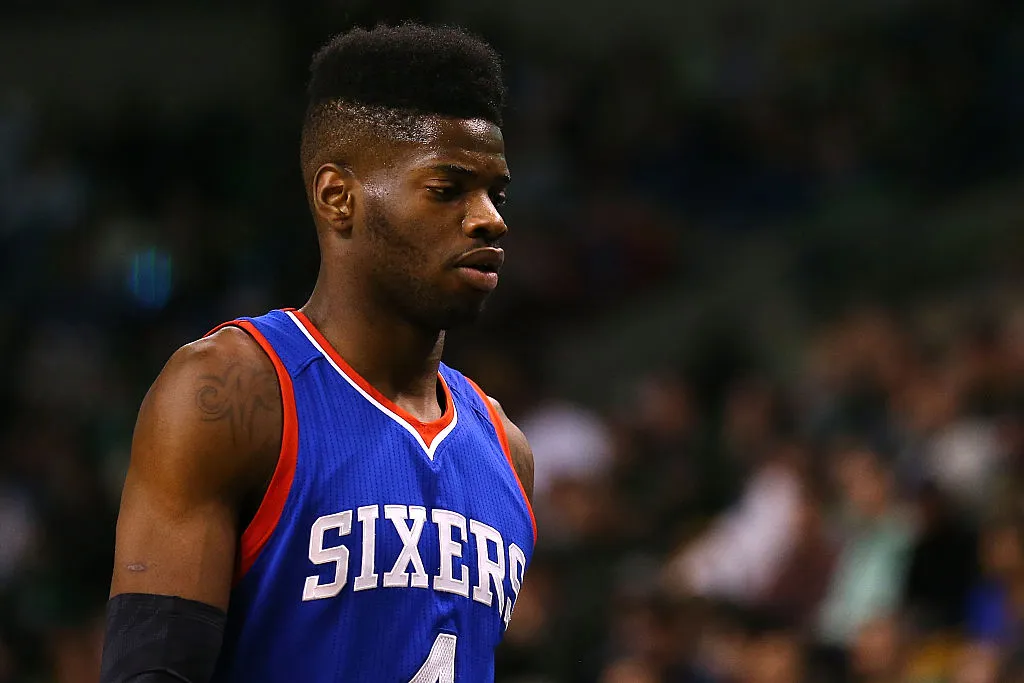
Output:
[
  {"xmin": 496, "ymin": 301, "xmax": 1024, "ymax": 683},
  {"xmin": 1, "ymin": 0, "xmax": 1024, "ymax": 681}
]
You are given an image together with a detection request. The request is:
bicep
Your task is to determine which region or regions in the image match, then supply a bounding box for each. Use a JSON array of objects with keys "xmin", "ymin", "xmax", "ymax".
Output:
[
  {"xmin": 111, "ymin": 384, "xmax": 239, "ymax": 610},
  {"xmin": 111, "ymin": 470, "xmax": 237, "ymax": 610},
  {"xmin": 504, "ymin": 420, "xmax": 534, "ymax": 504},
  {"xmin": 487, "ymin": 397, "xmax": 534, "ymax": 504},
  {"xmin": 110, "ymin": 333, "xmax": 281, "ymax": 611}
]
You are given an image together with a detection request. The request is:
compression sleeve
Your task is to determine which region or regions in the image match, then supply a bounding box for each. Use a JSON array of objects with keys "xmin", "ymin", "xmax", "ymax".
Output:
[{"xmin": 100, "ymin": 593, "xmax": 226, "ymax": 683}]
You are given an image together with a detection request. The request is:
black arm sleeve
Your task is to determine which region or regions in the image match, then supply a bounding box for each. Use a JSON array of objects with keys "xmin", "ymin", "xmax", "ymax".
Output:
[{"xmin": 100, "ymin": 593, "xmax": 227, "ymax": 683}]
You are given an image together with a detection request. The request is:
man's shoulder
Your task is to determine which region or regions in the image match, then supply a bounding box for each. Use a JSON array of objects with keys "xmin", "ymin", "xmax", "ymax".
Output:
[
  {"xmin": 152, "ymin": 325, "xmax": 281, "ymax": 427},
  {"xmin": 132, "ymin": 324, "xmax": 283, "ymax": 500},
  {"xmin": 172, "ymin": 324, "xmax": 271, "ymax": 370},
  {"xmin": 451, "ymin": 374, "xmax": 534, "ymax": 506}
]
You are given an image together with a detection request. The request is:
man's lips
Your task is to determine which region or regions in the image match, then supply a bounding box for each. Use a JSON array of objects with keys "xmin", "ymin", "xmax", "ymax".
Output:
[
  {"xmin": 453, "ymin": 248, "xmax": 504, "ymax": 292},
  {"xmin": 453, "ymin": 247, "xmax": 504, "ymax": 274}
]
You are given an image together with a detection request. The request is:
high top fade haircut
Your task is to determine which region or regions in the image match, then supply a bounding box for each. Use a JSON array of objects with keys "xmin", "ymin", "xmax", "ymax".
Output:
[{"xmin": 300, "ymin": 23, "xmax": 506, "ymax": 187}]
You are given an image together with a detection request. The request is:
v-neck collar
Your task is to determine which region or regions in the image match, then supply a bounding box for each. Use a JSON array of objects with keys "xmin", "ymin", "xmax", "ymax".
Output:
[{"xmin": 285, "ymin": 308, "xmax": 457, "ymax": 459}]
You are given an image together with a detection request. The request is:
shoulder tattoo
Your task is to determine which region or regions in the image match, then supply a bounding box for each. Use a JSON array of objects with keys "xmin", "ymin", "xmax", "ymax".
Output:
[{"xmin": 195, "ymin": 361, "xmax": 281, "ymax": 450}]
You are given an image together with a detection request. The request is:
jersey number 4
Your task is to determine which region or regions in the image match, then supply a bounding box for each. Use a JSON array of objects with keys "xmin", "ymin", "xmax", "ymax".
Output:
[{"xmin": 409, "ymin": 633, "xmax": 457, "ymax": 683}]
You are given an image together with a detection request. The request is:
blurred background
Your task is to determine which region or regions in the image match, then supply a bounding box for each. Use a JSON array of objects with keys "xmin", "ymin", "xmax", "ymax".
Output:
[{"xmin": 1, "ymin": 0, "xmax": 1023, "ymax": 681}]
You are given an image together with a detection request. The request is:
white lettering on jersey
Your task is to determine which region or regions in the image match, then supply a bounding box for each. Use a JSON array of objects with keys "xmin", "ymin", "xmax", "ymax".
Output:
[
  {"xmin": 302, "ymin": 511, "xmax": 352, "ymax": 601},
  {"xmin": 432, "ymin": 509, "xmax": 470, "ymax": 597},
  {"xmin": 504, "ymin": 543, "xmax": 527, "ymax": 628},
  {"xmin": 353, "ymin": 504, "xmax": 379, "ymax": 591},
  {"xmin": 469, "ymin": 520, "xmax": 505, "ymax": 612},
  {"xmin": 300, "ymin": 505, "xmax": 530, "ymax": 629},
  {"xmin": 383, "ymin": 505, "xmax": 429, "ymax": 589}
]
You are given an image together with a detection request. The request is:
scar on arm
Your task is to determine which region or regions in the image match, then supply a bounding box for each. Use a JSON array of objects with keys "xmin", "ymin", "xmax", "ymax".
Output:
[{"xmin": 125, "ymin": 563, "xmax": 148, "ymax": 572}]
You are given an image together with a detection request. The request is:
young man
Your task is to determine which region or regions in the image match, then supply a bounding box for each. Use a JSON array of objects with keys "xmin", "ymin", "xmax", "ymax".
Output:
[{"xmin": 100, "ymin": 23, "xmax": 536, "ymax": 683}]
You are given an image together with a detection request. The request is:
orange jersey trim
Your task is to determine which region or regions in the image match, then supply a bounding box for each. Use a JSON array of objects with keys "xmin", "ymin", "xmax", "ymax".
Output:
[
  {"xmin": 288, "ymin": 309, "xmax": 456, "ymax": 449},
  {"xmin": 206, "ymin": 319, "xmax": 299, "ymax": 582},
  {"xmin": 466, "ymin": 378, "xmax": 538, "ymax": 544}
]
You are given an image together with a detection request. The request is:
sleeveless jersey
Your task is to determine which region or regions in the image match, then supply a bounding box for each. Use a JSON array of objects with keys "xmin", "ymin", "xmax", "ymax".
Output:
[{"xmin": 210, "ymin": 309, "xmax": 536, "ymax": 683}]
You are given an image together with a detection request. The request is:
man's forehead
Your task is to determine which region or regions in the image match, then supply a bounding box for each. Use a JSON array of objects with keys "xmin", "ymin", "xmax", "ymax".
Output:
[
  {"xmin": 391, "ymin": 117, "xmax": 501, "ymax": 156},
  {"xmin": 417, "ymin": 116, "xmax": 504, "ymax": 149},
  {"xmin": 398, "ymin": 117, "xmax": 508, "ymax": 175}
]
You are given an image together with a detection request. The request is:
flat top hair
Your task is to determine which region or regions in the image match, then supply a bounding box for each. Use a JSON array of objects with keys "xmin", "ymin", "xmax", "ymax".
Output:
[
  {"xmin": 307, "ymin": 23, "xmax": 506, "ymax": 125},
  {"xmin": 301, "ymin": 22, "xmax": 507, "ymax": 185}
]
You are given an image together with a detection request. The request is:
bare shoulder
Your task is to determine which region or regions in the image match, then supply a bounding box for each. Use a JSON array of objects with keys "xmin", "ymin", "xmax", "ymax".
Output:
[
  {"xmin": 175, "ymin": 326, "xmax": 282, "ymax": 454},
  {"xmin": 484, "ymin": 396, "xmax": 534, "ymax": 504},
  {"xmin": 132, "ymin": 324, "xmax": 283, "ymax": 510},
  {"xmin": 112, "ymin": 325, "xmax": 283, "ymax": 606}
]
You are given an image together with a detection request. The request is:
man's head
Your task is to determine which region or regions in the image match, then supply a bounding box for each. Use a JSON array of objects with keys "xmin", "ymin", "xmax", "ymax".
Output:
[
  {"xmin": 301, "ymin": 23, "xmax": 511, "ymax": 331},
  {"xmin": 832, "ymin": 442, "xmax": 893, "ymax": 519}
]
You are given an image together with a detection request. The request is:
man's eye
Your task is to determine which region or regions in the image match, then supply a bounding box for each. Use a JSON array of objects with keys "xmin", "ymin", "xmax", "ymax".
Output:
[
  {"xmin": 491, "ymin": 191, "xmax": 508, "ymax": 207},
  {"xmin": 428, "ymin": 186, "xmax": 460, "ymax": 200}
]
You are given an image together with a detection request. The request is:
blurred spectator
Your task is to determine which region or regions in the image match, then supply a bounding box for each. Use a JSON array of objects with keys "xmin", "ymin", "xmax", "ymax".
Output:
[
  {"xmin": 600, "ymin": 658, "xmax": 660, "ymax": 683},
  {"xmin": 0, "ymin": 486, "xmax": 37, "ymax": 590},
  {"xmin": 521, "ymin": 395, "xmax": 613, "ymax": 505},
  {"xmin": 815, "ymin": 445, "xmax": 913, "ymax": 675},
  {"xmin": 902, "ymin": 482, "xmax": 979, "ymax": 633},
  {"xmin": 739, "ymin": 618, "xmax": 805, "ymax": 683},
  {"xmin": 681, "ymin": 602, "xmax": 749, "ymax": 683},
  {"xmin": 612, "ymin": 375, "xmax": 705, "ymax": 547},
  {"xmin": 49, "ymin": 618, "xmax": 103, "ymax": 683},
  {"xmin": 924, "ymin": 413, "xmax": 1005, "ymax": 518},
  {"xmin": 758, "ymin": 472, "xmax": 836, "ymax": 629},
  {"xmin": 953, "ymin": 642, "xmax": 1002, "ymax": 683},
  {"xmin": 848, "ymin": 616, "xmax": 906, "ymax": 683},
  {"xmin": 663, "ymin": 440, "xmax": 804, "ymax": 605},
  {"xmin": 965, "ymin": 518, "xmax": 1024, "ymax": 647}
]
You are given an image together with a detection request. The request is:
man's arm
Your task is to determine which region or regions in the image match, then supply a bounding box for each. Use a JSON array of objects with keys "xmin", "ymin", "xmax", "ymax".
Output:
[
  {"xmin": 101, "ymin": 327, "xmax": 282, "ymax": 682},
  {"xmin": 484, "ymin": 397, "xmax": 534, "ymax": 505}
]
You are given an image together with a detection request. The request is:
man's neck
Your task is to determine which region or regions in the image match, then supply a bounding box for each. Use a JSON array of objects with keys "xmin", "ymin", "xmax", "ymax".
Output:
[{"xmin": 301, "ymin": 285, "xmax": 446, "ymax": 423}]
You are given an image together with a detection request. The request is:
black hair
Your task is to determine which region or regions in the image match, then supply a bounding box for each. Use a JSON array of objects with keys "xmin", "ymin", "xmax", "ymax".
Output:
[{"xmin": 300, "ymin": 23, "xmax": 506, "ymax": 182}]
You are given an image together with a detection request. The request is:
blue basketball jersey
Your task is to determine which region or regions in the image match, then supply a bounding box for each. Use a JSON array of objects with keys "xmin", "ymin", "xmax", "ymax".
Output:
[{"xmin": 210, "ymin": 309, "xmax": 536, "ymax": 683}]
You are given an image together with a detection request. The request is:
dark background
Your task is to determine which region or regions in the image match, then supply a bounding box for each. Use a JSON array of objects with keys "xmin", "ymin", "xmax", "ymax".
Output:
[{"xmin": 1, "ymin": 1, "xmax": 1023, "ymax": 681}]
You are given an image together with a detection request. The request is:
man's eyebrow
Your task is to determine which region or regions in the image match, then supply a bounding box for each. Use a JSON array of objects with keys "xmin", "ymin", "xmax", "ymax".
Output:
[{"xmin": 428, "ymin": 163, "xmax": 511, "ymax": 185}]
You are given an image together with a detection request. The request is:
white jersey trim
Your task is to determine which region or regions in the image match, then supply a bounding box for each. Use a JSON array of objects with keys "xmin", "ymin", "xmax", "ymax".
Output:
[{"xmin": 285, "ymin": 309, "xmax": 458, "ymax": 460}]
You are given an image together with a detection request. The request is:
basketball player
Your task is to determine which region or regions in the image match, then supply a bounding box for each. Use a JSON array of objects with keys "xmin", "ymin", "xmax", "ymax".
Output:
[{"xmin": 100, "ymin": 23, "xmax": 535, "ymax": 683}]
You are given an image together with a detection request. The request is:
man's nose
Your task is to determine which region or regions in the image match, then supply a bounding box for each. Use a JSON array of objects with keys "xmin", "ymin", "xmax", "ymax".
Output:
[{"xmin": 463, "ymin": 193, "xmax": 508, "ymax": 242}]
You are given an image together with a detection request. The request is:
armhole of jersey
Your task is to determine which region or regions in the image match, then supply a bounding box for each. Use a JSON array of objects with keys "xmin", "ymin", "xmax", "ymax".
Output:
[
  {"xmin": 465, "ymin": 378, "xmax": 537, "ymax": 544},
  {"xmin": 206, "ymin": 319, "xmax": 300, "ymax": 582}
]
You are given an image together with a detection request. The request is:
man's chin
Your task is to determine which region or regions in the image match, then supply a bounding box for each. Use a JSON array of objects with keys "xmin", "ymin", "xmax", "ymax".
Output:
[{"xmin": 436, "ymin": 298, "xmax": 488, "ymax": 331}]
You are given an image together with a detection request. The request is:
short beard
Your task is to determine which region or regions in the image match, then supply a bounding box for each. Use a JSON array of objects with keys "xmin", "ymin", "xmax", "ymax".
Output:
[{"xmin": 363, "ymin": 201, "xmax": 487, "ymax": 331}]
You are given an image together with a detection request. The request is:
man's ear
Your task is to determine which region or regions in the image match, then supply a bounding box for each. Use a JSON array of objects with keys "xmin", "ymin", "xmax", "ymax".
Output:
[{"xmin": 312, "ymin": 163, "xmax": 355, "ymax": 233}]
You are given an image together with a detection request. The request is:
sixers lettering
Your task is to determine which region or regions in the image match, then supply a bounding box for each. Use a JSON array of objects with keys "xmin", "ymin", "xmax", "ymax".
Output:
[
  {"xmin": 302, "ymin": 504, "xmax": 529, "ymax": 626},
  {"xmin": 101, "ymin": 24, "xmax": 535, "ymax": 683}
]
